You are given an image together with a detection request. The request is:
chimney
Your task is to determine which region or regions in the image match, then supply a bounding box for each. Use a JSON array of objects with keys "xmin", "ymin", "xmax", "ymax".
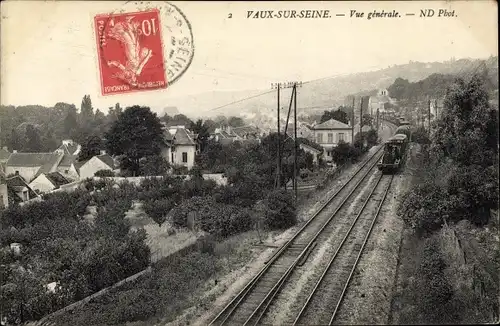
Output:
[
  {"xmin": 100, "ymin": 150, "xmax": 106, "ymax": 155},
  {"xmin": 13, "ymin": 150, "xmax": 18, "ymax": 153}
]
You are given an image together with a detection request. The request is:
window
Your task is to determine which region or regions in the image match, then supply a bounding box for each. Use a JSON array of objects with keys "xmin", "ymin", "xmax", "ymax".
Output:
[
  {"xmin": 339, "ymin": 133, "xmax": 345, "ymax": 142},
  {"xmin": 316, "ymin": 133, "xmax": 323, "ymax": 143},
  {"xmin": 15, "ymin": 171, "xmax": 19, "ymax": 175},
  {"xmin": 328, "ymin": 133, "xmax": 333, "ymax": 143},
  {"xmin": 182, "ymin": 152, "xmax": 188, "ymax": 163},
  {"xmin": 64, "ymin": 170, "xmax": 69, "ymax": 174}
]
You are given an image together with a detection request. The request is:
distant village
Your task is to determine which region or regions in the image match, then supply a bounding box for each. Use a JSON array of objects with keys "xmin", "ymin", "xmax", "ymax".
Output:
[{"xmin": 0, "ymin": 87, "xmax": 415, "ymax": 209}]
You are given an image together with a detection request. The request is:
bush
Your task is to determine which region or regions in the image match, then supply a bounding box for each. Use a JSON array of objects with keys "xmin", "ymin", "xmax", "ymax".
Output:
[
  {"xmin": 264, "ymin": 189, "xmax": 297, "ymax": 229},
  {"xmin": 414, "ymin": 237, "xmax": 455, "ymax": 323},
  {"xmin": 143, "ymin": 199, "xmax": 174, "ymax": 226},
  {"xmin": 172, "ymin": 164, "xmax": 189, "ymax": 175},
  {"xmin": 94, "ymin": 169, "xmax": 115, "ymax": 177},
  {"xmin": 398, "ymin": 182, "xmax": 451, "ymax": 234}
]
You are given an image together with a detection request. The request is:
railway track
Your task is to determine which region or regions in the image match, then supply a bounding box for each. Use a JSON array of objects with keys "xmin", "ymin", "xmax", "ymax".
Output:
[
  {"xmin": 209, "ymin": 146, "xmax": 385, "ymax": 326},
  {"xmin": 292, "ymin": 173, "xmax": 394, "ymax": 326}
]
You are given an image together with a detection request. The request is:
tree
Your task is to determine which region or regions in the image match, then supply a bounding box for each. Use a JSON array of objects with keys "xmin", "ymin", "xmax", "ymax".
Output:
[
  {"xmin": 142, "ymin": 199, "xmax": 173, "ymax": 226},
  {"xmin": 41, "ymin": 128, "xmax": 58, "ymax": 152},
  {"xmin": 387, "ymin": 77, "xmax": 411, "ymax": 100},
  {"xmin": 104, "ymin": 106, "xmax": 165, "ymax": 176},
  {"xmin": 63, "ymin": 105, "xmax": 79, "ymax": 140},
  {"xmin": 361, "ymin": 114, "xmax": 373, "ymax": 127},
  {"xmin": 214, "ymin": 115, "xmax": 228, "ymax": 126},
  {"xmin": 107, "ymin": 103, "xmax": 123, "ymax": 125},
  {"xmin": 190, "ymin": 119, "xmax": 210, "ymax": 152},
  {"xmin": 331, "ymin": 140, "xmax": 352, "ymax": 165},
  {"xmin": 264, "ymin": 189, "xmax": 297, "ymax": 229},
  {"xmin": 80, "ymin": 95, "xmax": 94, "ymax": 124},
  {"xmin": 432, "ymin": 74, "xmax": 498, "ymax": 167},
  {"xmin": 78, "ymin": 136, "xmax": 102, "ymax": 162},
  {"xmin": 24, "ymin": 124, "xmax": 43, "ymax": 152},
  {"xmin": 168, "ymin": 114, "xmax": 193, "ymax": 127},
  {"xmin": 8, "ymin": 128, "xmax": 22, "ymax": 151},
  {"xmin": 320, "ymin": 109, "xmax": 349, "ymax": 124},
  {"xmin": 228, "ymin": 116, "xmax": 245, "ymax": 127},
  {"xmin": 139, "ymin": 155, "xmax": 171, "ymax": 176}
]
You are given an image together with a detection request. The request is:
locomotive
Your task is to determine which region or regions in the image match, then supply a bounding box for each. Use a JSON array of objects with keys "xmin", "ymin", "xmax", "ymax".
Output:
[{"xmin": 377, "ymin": 124, "xmax": 411, "ymax": 174}]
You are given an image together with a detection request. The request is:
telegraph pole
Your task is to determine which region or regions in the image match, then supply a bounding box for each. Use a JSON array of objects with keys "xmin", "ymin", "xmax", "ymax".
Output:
[
  {"xmin": 293, "ymin": 83, "xmax": 298, "ymax": 201},
  {"xmin": 376, "ymin": 108, "xmax": 380, "ymax": 133},
  {"xmin": 351, "ymin": 97, "xmax": 355, "ymax": 144},
  {"xmin": 275, "ymin": 81, "xmax": 301, "ymax": 191},
  {"xmin": 428, "ymin": 99, "xmax": 431, "ymax": 135},
  {"xmin": 359, "ymin": 97, "xmax": 363, "ymax": 135},
  {"xmin": 276, "ymin": 84, "xmax": 281, "ymax": 188}
]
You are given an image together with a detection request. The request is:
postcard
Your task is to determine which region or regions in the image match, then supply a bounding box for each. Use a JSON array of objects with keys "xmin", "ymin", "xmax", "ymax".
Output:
[{"xmin": 0, "ymin": 1, "xmax": 498, "ymax": 326}]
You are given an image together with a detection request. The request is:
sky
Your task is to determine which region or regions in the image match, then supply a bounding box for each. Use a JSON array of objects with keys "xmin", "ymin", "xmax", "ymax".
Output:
[{"xmin": 1, "ymin": 0, "xmax": 497, "ymax": 113}]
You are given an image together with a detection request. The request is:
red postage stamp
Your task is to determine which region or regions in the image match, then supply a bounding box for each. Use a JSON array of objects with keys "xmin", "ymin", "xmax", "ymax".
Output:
[{"xmin": 94, "ymin": 9, "xmax": 167, "ymax": 95}]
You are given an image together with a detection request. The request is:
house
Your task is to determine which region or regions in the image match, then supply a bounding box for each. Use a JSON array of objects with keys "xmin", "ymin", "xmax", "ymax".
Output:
[
  {"xmin": 56, "ymin": 154, "xmax": 79, "ymax": 181},
  {"xmin": 210, "ymin": 125, "xmax": 261, "ymax": 145},
  {"xmin": 285, "ymin": 123, "xmax": 314, "ymax": 141},
  {"xmin": 284, "ymin": 137, "xmax": 324, "ymax": 165},
  {"xmin": 162, "ymin": 125, "xmax": 199, "ymax": 170},
  {"xmin": 211, "ymin": 128, "xmax": 236, "ymax": 145},
  {"xmin": 4, "ymin": 153, "xmax": 64, "ymax": 182},
  {"xmin": 311, "ymin": 119, "xmax": 354, "ymax": 162},
  {"xmin": 3, "ymin": 175, "xmax": 39, "ymax": 205},
  {"xmin": 78, "ymin": 153, "xmax": 117, "ymax": 179},
  {"xmin": 29, "ymin": 171, "xmax": 70, "ymax": 194},
  {"xmin": 298, "ymin": 141, "xmax": 323, "ymax": 165},
  {"xmin": 230, "ymin": 126, "xmax": 261, "ymax": 144},
  {"xmin": 368, "ymin": 89, "xmax": 394, "ymax": 113},
  {"xmin": 54, "ymin": 139, "xmax": 81, "ymax": 156}
]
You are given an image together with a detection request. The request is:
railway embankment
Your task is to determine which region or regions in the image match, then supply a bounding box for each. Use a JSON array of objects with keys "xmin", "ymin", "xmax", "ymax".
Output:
[{"xmin": 389, "ymin": 144, "xmax": 500, "ymax": 324}]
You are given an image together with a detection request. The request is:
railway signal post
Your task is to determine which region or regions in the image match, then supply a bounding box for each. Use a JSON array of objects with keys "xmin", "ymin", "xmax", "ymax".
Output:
[{"xmin": 272, "ymin": 81, "xmax": 301, "ymax": 194}]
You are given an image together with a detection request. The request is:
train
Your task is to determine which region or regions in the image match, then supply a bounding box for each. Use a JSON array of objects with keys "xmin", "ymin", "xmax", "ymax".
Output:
[{"xmin": 377, "ymin": 123, "xmax": 411, "ymax": 174}]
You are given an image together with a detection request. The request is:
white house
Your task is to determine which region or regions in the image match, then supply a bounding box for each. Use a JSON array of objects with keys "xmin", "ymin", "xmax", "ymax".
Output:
[
  {"xmin": 56, "ymin": 155, "xmax": 79, "ymax": 181},
  {"xmin": 29, "ymin": 171, "xmax": 70, "ymax": 194},
  {"xmin": 162, "ymin": 126, "xmax": 199, "ymax": 170},
  {"xmin": 78, "ymin": 153, "xmax": 117, "ymax": 179},
  {"xmin": 311, "ymin": 119, "xmax": 354, "ymax": 162}
]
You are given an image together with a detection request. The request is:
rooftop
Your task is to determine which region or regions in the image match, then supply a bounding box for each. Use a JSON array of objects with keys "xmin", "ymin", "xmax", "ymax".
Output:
[
  {"xmin": 45, "ymin": 172, "xmax": 70, "ymax": 187},
  {"xmin": 172, "ymin": 127, "xmax": 197, "ymax": 146},
  {"xmin": 6, "ymin": 152, "xmax": 63, "ymax": 168},
  {"xmin": 313, "ymin": 119, "xmax": 352, "ymax": 130}
]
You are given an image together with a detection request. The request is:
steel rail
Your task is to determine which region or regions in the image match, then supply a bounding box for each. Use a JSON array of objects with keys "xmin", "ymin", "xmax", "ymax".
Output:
[
  {"xmin": 241, "ymin": 154, "xmax": 385, "ymax": 326},
  {"xmin": 329, "ymin": 174, "xmax": 394, "ymax": 325},
  {"xmin": 292, "ymin": 172, "xmax": 386, "ymax": 326},
  {"xmin": 209, "ymin": 147, "xmax": 384, "ymax": 326}
]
